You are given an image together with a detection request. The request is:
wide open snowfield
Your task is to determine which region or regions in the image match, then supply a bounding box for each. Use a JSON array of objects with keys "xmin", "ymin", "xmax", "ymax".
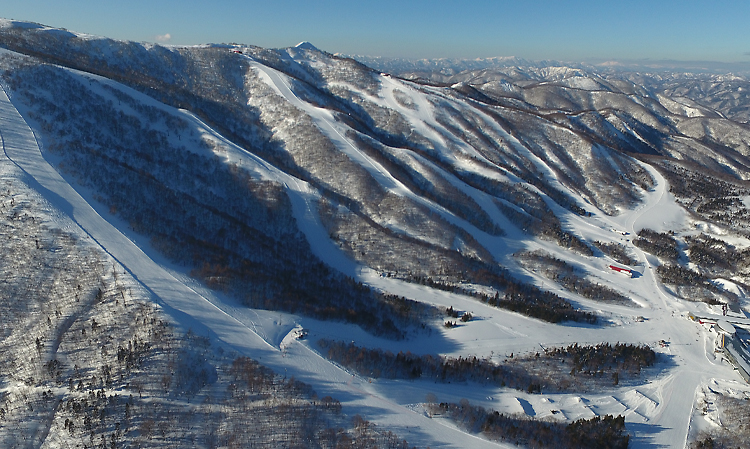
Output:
[{"xmin": 2, "ymin": 57, "xmax": 750, "ymax": 448}]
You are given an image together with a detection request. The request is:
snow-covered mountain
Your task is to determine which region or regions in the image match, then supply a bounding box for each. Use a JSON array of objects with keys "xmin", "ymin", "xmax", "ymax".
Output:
[
  {"xmin": 352, "ymin": 53, "xmax": 750, "ymax": 78},
  {"xmin": 2, "ymin": 19, "xmax": 750, "ymax": 448}
]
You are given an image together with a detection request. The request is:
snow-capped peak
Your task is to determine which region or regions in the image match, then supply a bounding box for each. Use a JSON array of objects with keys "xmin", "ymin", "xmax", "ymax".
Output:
[{"xmin": 295, "ymin": 41, "xmax": 319, "ymax": 51}]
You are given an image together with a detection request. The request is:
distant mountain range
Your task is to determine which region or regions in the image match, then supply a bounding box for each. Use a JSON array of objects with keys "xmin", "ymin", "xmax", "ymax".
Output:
[{"xmin": 350, "ymin": 53, "xmax": 750, "ymax": 76}]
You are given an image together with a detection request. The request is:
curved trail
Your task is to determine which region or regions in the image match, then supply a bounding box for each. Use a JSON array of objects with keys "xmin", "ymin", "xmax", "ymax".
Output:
[{"xmin": 589, "ymin": 161, "xmax": 709, "ymax": 448}]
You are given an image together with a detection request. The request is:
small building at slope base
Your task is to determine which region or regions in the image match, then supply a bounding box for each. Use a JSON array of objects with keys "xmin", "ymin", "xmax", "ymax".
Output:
[{"xmin": 609, "ymin": 265, "xmax": 633, "ymax": 277}]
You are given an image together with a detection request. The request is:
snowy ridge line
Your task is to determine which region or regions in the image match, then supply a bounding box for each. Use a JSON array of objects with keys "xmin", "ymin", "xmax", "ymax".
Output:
[
  {"xmin": 247, "ymin": 57, "xmax": 514, "ymax": 251},
  {"xmin": 366, "ymin": 74, "xmax": 645, "ymax": 264}
]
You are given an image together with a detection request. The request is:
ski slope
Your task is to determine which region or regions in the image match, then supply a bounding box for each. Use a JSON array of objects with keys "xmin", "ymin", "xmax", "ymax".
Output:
[
  {"xmin": 2, "ymin": 54, "xmax": 749, "ymax": 447},
  {"xmin": 0, "ymin": 80, "xmax": 501, "ymax": 449}
]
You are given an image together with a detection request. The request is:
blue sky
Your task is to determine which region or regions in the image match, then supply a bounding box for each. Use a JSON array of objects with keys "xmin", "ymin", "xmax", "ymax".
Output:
[{"xmin": 3, "ymin": 0, "xmax": 749, "ymax": 62}]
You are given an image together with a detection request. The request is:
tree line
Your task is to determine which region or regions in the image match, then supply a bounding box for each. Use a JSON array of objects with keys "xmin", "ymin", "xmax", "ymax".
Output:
[
  {"xmin": 319, "ymin": 339, "xmax": 656, "ymax": 393},
  {"xmin": 518, "ymin": 251, "xmax": 633, "ymax": 305},
  {"xmin": 429, "ymin": 398, "xmax": 629, "ymax": 449},
  {"xmin": 633, "ymin": 229, "xmax": 679, "ymax": 261}
]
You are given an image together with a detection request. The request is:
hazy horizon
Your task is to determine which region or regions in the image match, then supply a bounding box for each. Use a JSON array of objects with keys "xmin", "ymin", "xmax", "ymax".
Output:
[{"xmin": 3, "ymin": 0, "xmax": 750, "ymax": 64}]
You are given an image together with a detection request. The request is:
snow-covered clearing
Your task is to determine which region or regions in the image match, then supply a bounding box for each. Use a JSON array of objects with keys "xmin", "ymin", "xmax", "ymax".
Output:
[{"xmin": 2, "ymin": 54, "xmax": 748, "ymax": 447}]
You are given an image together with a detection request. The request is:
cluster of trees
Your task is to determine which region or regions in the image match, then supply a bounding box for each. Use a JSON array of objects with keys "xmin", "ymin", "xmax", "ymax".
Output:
[
  {"xmin": 504, "ymin": 342, "xmax": 657, "ymax": 391},
  {"xmin": 687, "ymin": 233, "xmax": 750, "ymax": 275},
  {"xmin": 626, "ymin": 229, "xmax": 747, "ymax": 305},
  {"xmin": 115, "ymin": 337, "xmax": 150, "ymax": 372},
  {"xmin": 656, "ymin": 263, "xmax": 738, "ymax": 306},
  {"xmin": 347, "ymin": 130, "xmax": 505, "ymax": 236},
  {"xmin": 519, "ymin": 251, "xmax": 633, "ymax": 305},
  {"xmin": 594, "ymin": 241, "xmax": 637, "ymax": 266},
  {"xmin": 656, "ymin": 264, "xmax": 708, "ymax": 287},
  {"xmin": 320, "ymin": 196, "xmax": 596, "ymax": 324},
  {"xmin": 220, "ymin": 356, "xmax": 415, "ymax": 448},
  {"xmin": 633, "ymin": 229, "xmax": 679, "ymax": 261},
  {"xmin": 459, "ymin": 168, "xmax": 551, "ymax": 221},
  {"xmin": 41, "ymin": 316, "xmax": 415, "ymax": 448},
  {"xmin": 429, "ymin": 399, "xmax": 629, "ymax": 449},
  {"xmin": 320, "ymin": 339, "xmax": 655, "ymax": 394},
  {"xmin": 697, "ymin": 197, "xmax": 744, "ymax": 214},
  {"xmin": 557, "ymin": 273, "xmax": 631, "ymax": 305},
  {"xmin": 545, "ymin": 343, "xmax": 656, "ymax": 377},
  {"xmin": 563, "ymin": 414, "xmax": 630, "ymax": 449},
  {"xmin": 550, "ymin": 225, "xmax": 595, "ymax": 256},
  {"xmin": 658, "ymin": 161, "xmax": 750, "ymax": 235},
  {"xmin": 457, "ymin": 169, "xmax": 593, "ymax": 254},
  {"xmin": 663, "ymin": 162, "xmax": 741, "ymax": 200},
  {"xmin": 319, "ymin": 339, "xmax": 546, "ymax": 391},
  {"xmin": 691, "ymin": 390, "xmax": 750, "ymax": 449},
  {"xmin": 398, "ymin": 266, "xmax": 597, "ymax": 323},
  {"xmin": 0, "ymin": 175, "xmax": 178, "ymax": 445},
  {"xmin": 487, "ymin": 281, "xmax": 598, "ymax": 324},
  {"xmin": 631, "ymin": 228, "xmax": 744, "ymax": 304},
  {"xmin": 0, "ymin": 179, "xmax": 415, "ymax": 447},
  {"xmin": 445, "ymin": 306, "xmax": 472, "ymax": 322},
  {"xmin": 692, "ymin": 436, "xmax": 719, "ymax": 449}
]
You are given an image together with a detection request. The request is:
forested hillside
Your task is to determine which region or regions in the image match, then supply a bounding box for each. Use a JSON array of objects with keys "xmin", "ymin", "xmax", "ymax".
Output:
[{"xmin": 3, "ymin": 18, "xmax": 750, "ymax": 448}]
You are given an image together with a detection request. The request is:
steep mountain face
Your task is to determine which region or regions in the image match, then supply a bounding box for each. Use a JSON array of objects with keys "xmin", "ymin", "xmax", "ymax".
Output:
[
  {"xmin": 2, "ymin": 19, "xmax": 750, "ymax": 319},
  {"xmin": 0, "ymin": 22, "xmax": 613, "ymax": 322},
  {"xmin": 3, "ymin": 19, "xmax": 750, "ymax": 448}
]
